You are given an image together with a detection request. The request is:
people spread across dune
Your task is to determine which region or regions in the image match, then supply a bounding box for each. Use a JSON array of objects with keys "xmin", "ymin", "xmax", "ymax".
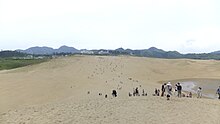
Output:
[
  {"xmin": 153, "ymin": 88, "xmax": 160, "ymax": 96},
  {"xmin": 98, "ymin": 82, "xmax": 218, "ymax": 100},
  {"xmin": 133, "ymin": 87, "xmax": 140, "ymax": 96},
  {"xmin": 129, "ymin": 87, "xmax": 147, "ymax": 97}
]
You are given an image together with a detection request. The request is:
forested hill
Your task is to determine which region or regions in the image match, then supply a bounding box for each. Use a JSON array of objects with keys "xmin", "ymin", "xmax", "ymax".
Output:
[
  {"xmin": 2, "ymin": 46, "xmax": 220, "ymax": 60},
  {"xmin": 0, "ymin": 51, "xmax": 27, "ymax": 58}
]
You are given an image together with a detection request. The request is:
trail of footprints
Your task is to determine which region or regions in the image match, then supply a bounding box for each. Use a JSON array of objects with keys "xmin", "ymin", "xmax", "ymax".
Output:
[
  {"xmin": 0, "ymin": 57, "xmax": 148, "ymax": 124},
  {"xmin": 86, "ymin": 57, "xmax": 146, "ymax": 98}
]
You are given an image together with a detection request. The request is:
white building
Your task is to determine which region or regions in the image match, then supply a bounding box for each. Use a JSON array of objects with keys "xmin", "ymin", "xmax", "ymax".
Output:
[
  {"xmin": 80, "ymin": 50, "xmax": 94, "ymax": 55},
  {"xmin": 98, "ymin": 50, "xmax": 109, "ymax": 55}
]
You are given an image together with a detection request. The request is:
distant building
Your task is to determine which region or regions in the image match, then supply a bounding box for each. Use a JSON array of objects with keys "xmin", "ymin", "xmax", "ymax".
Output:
[
  {"xmin": 12, "ymin": 55, "xmax": 34, "ymax": 60},
  {"xmin": 52, "ymin": 55, "xmax": 59, "ymax": 59},
  {"xmin": 35, "ymin": 56, "xmax": 45, "ymax": 59},
  {"xmin": 98, "ymin": 50, "xmax": 109, "ymax": 55},
  {"xmin": 80, "ymin": 50, "xmax": 94, "ymax": 55}
]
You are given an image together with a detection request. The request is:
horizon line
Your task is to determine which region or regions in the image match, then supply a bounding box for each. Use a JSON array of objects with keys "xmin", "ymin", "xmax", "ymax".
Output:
[{"xmin": 1, "ymin": 45, "xmax": 219, "ymax": 54}]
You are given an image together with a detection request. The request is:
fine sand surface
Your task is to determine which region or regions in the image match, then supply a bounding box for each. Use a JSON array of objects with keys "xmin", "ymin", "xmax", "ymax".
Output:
[{"xmin": 0, "ymin": 55, "xmax": 219, "ymax": 124}]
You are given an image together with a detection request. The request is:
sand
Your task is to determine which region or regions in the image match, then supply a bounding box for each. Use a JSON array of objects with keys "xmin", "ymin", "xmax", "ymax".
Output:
[{"xmin": 0, "ymin": 55, "xmax": 219, "ymax": 124}]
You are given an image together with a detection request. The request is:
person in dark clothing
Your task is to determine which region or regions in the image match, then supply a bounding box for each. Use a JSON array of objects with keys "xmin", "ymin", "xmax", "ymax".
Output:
[
  {"xmin": 157, "ymin": 89, "xmax": 160, "ymax": 96},
  {"xmin": 177, "ymin": 83, "xmax": 182, "ymax": 98},
  {"xmin": 154, "ymin": 88, "xmax": 158, "ymax": 96},
  {"xmin": 161, "ymin": 83, "xmax": 166, "ymax": 97},
  {"xmin": 167, "ymin": 94, "xmax": 171, "ymax": 100},
  {"xmin": 112, "ymin": 90, "xmax": 117, "ymax": 97},
  {"xmin": 129, "ymin": 92, "xmax": 132, "ymax": 97},
  {"xmin": 135, "ymin": 87, "xmax": 139, "ymax": 96},
  {"xmin": 216, "ymin": 86, "xmax": 220, "ymax": 99},
  {"xmin": 142, "ymin": 89, "xmax": 145, "ymax": 96}
]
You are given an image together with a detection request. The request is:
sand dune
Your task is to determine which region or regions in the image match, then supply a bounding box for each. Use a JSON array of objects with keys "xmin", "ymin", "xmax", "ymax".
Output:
[
  {"xmin": 0, "ymin": 55, "xmax": 219, "ymax": 124},
  {"xmin": 1, "ymin": 97, "xmax": 219, "ymax": 124}
]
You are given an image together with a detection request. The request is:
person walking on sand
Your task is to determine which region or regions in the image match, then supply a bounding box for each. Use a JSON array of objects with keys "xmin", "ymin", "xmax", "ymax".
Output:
[
  {"xmin": 161, "ymin": 83, "xmax": 166, "ymax": 97},
  {"xmin": 135, "ymin": 87, "xmax": 140, "ymax": 96},
  {"xmin": 142, "ymin": 89, "xmax": 145, "ymax": 96},
  {"xmin": 154, "ymin": 88, "xmax": 158, "ymax": 96},
  {"xmin": 177, "ymin": 83, "xmax": 182, "ymax": 98},
  {"xmin": 157, "ymin": 89, "xmax": 160, "ymax": 96},
  {"xmin": 112, "ymin": 90, "xmax": 117, "ymax": 97},
  {"xmin": 174, "ymin": 83, "xmax": 178, "ymax": 96},
  {"xmin": 166, "ymin": 82, "xmax": 172, "ymax": 96},
  {"xmin": 197, "ymin": 87, "xmax": 202, "ymax": 98},
  {"xmin": 216, "ymin": 86, "xmax": 220, "ymax": 99},
  {"xmin": 166, "ymin": 82, "xmax": 172, "ymax": 100}
]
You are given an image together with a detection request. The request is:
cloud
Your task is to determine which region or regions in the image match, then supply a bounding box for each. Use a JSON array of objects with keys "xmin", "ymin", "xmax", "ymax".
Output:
[{"xmin": 0, "ymin": 0, "xmax": 219, "ymax": 53}]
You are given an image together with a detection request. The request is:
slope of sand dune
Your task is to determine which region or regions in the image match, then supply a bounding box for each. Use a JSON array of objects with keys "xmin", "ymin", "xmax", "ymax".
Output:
[{"xmin": 0, "ymin": 55, "xmax": 219, "ymax": 124}]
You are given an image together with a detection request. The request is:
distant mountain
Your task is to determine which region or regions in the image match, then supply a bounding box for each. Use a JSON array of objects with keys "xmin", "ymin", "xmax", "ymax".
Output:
[
  {"xmin": 142, "ymin": 47, "xmax": 167, "ymax": 58},
  {"xmin": 17, "ymin": 46, "xmax": 79, "ymax": 55},
  {"xmin": 13, "ymin": 45, "xmax": 220, "ymax": 60},
  {"xmin": 166, "ymin": 51, "xmax": 183, "ymax": 58},
  {"xmin": 55, "ymin": 45, "xmax": 79, "ymax": 53},
  {"xmin": 115, "ymin": 48, "xmax": 125, "ymax": 52},
  {"xmin": 210, "ymin": 50, "xmax": 220, "ymax": 55},
  {"xmin": 18, "ymin": 46, "xmax": 54, "ymax": 55},
  {"xmin": 111, "ymin": 47, "xmax": 183, "ymax": 59}
]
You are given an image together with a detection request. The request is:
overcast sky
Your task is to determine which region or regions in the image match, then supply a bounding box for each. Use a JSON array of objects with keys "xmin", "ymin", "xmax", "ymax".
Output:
[{"xmin": 0, "ymin": 0, "xmax": 220, "ymax": 53}]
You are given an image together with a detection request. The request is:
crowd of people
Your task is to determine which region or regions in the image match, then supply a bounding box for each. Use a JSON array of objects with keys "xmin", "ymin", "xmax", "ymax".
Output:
[
  {"xmin": 157, "ymin": 82, "xmax": 220, "ymax": 100},
  {"xmin": 159, "ymin": 82, "xmax": 198, "ymax": 100},
  {"xmin": 96, "ymin": 84, "xmax": 220, "ymax": 100},
  {"xmin": 130, "ymin": 87, "xmax": 148, "ymax": 97}
]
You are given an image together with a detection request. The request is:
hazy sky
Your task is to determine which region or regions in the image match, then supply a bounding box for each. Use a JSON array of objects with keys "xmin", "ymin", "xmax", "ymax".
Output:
[{"xmin": 0, "ymin": 0, "xmax": 220, "ymax": 53}]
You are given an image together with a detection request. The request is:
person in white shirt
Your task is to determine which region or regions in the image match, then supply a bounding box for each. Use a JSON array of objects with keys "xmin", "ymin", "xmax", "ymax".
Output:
[
  {"xmin": 166, "ymin": 82, "xmax": 172, "ymax": 100},
  {"xmin": 197, "ymin": 87, "xmax": 202, "ymax": 98}
]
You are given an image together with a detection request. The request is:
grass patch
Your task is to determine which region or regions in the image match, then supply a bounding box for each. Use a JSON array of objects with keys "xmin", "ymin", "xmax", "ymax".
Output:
[{"xmin": 0, "ymin": 59, "xmax": 48, "ymax": 70}]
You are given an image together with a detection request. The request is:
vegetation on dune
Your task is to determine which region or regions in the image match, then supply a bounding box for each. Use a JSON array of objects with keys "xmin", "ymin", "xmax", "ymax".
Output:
[
  {"xmin": 0, "ymin": 50, "xmax": 50, "ymax": 70},
  {"xmin": 0, "ymin": 59, "xmax": 48, "ymax": 70}
]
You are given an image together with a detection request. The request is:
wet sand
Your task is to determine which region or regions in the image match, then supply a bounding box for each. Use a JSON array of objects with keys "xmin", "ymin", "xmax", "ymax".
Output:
[{"xmin": 168, "ymin": 79, "xmax": 220, "ymax": 99}]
